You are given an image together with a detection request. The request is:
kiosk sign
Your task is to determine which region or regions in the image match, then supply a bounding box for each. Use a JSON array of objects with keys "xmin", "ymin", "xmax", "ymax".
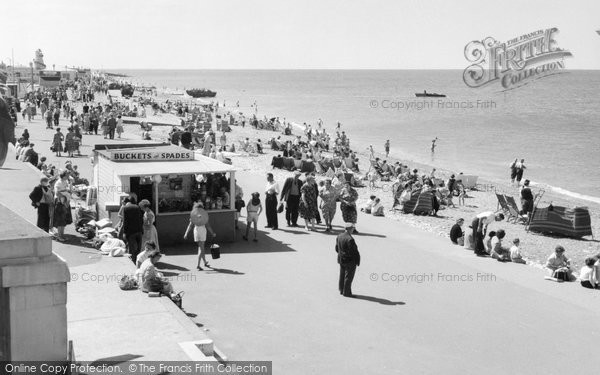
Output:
[{"xmin": 110, "ymin": 150, "xmax": 194, "ymax": 161}]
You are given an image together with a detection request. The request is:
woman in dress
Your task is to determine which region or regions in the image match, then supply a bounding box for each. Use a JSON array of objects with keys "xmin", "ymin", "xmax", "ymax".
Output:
[
  {"xmin": 52, "ymin": 128, "xmax": 64, "ymax": 157},
  {"xmin": 139, "ymin": 199, "xmax": 160, "ymax": 252},
  {"xmin": 339, "ymin": 181, "xmax": 359, "ymax": 233},
  {"xmin": 64, "ymin": 127, "xmax": 76, "ymax": 158},
  {"xmin": 299, "ymin": 174, "xmax": 318, "ymax": 231},
  {"xmin": 53, "ymin": 170, "xmax": 73, "ymax": 225},
  {"xmin": 319, "ymin": 178, "xmax": 338, "ymax": 232},
  {"xmin": 116, "ymin": 115, "xmax": 124, "ymax": 138},
  {"xmin": 52, "ymin": 194, "xmax": 70, "ymax": 241}
]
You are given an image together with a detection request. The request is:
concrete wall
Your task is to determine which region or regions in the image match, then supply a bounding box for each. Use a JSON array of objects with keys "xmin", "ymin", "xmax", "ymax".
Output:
[{"xmin": 0, "ymin": 204, "xmax": 70, "ymax": 361}]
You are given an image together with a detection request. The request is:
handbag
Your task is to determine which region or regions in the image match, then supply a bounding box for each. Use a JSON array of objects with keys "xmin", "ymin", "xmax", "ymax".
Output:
[
  {"xmin": 552, "ymin": 268, "xmax": 570, "ymax": 282},
  {"xmin": 277, "ymin": 202, "xmax": 284, "ymax": 213},
  {"xmin": 119, "ymin": 275, "xmax": 138, "ymax": 290},
  {"xmin": 210, "ymin": 244, "xmax": 221, "ymax": 259}
]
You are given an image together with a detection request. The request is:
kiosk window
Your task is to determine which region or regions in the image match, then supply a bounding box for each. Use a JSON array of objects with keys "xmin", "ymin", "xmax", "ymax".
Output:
[{"xmin": 157, "ymin": 174, "xmax": 194, "ymax": 213}]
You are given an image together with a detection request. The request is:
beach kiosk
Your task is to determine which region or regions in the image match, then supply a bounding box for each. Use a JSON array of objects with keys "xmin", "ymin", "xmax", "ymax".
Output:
[{"xmin": 92, "ymin": 143, "xmax": 237, "ymax": 245}]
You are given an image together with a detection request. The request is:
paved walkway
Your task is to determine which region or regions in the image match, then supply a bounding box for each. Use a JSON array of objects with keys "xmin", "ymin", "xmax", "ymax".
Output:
[
  {"xmin": 0, "ymin": 123, "xmax": 214, "ymax": 362},
  {"xmin": 4, "ymin": 112, "xmax": 600, "ymax": 373}
]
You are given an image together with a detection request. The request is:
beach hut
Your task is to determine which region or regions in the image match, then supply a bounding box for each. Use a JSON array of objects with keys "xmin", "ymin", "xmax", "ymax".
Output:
[
  {"xmin": 92, "ymin": 143, "xmax": 237, "ymax": 245},
  {"xmin": 528, "ymin": 205, "xmax": 593, "ymax": 238}
]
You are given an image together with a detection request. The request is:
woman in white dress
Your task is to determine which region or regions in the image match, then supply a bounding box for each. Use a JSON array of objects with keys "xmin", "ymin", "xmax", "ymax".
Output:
[{"xmin": 139, "ymin": 199, "xmax": 160, "ymax": 252}]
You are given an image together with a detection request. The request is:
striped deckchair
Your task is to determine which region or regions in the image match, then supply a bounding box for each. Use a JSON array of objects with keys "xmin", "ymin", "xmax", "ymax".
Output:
[
  {"xmin": 495, "ymin": 193, "xmax": 510, "ymax": 214},
  {"xmin": 505, "ymin": 195, "xmax": 527, "ymax": 224},
  {"xmin": 414, "ymin": 190, "xmax": 434, "ymax": 215},
  {"xmin": 402, "ymin": 191, "xmax": 421, "ymax": 214}
]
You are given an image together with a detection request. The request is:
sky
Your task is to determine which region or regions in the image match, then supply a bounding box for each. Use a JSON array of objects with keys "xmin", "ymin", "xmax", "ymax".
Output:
[{"xmin": 2, "ymin": 0, "xmax": 600, "ymax": 70}]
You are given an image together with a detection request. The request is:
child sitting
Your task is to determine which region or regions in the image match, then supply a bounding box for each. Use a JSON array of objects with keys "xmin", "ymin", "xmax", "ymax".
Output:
[
  {"xmin": 362, "ymin": 195, "xmax": 376, "ymax": 214},
  {"xmin": 509, "ymin": 238, "xmax": 526, "ymax": 264},
  {"xmin": 579, "ymin": 257, "xmax": 598, "ymax": 289},
  {"xmin": 490, "ymin": 230, "xmax": 510, "ymax": 262},
  {"xmin": 372, "ymin": 198, "xmax": 384, "ymax": 216}
]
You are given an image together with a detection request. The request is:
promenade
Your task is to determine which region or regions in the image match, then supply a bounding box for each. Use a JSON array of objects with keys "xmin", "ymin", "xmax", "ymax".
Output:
[{"xmin": 3, "ymin": 114, "xmax": 600, "ymax": 374}]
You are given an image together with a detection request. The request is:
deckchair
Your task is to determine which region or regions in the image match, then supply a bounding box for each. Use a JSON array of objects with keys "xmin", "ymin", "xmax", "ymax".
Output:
[
  {"xmin": 495, "ymin": 193, "xmax": 510, "ymax": 214},
  {"xmin": 505, "ymin": 195, "xmax": 527, "ymax": 224}
]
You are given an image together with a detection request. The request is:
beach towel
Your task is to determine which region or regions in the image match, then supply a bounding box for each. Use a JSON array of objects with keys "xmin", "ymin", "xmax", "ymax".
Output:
[
  {"xmin": 413, "ymin": 190, "xmax": 434, "ymax": 215},
  {"xmin": 402, "ymin": 191, "xmax": 421, "ymax": 214},
  {"xmin": 529, "ymin": 205, "xmax": 592, "ymax": 238}
]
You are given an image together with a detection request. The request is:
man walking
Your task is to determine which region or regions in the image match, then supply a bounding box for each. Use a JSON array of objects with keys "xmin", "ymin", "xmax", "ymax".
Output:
[
  {"xmin": 107, "ymin": 113, "xmax": 117, "ymax": 140},
  {"xmin": 280, "ymin": 170, "xmax": 303, "ymax": 227},
  {"xmin": 120, "ymin": 197, "xmax": 144, "ymax": 264},
  {"xmin": 336, "ymin": 223, "xmax": 361, "ymax": 297}
]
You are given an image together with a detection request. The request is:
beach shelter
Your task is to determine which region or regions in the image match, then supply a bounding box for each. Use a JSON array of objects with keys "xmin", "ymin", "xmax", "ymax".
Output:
[
  {"xmin": 413, "ymin": 190, "xmax": 434, "ymax": 215},
  {"xmin": 402, "ymin": 191, "xmax": 421, "ymax": 214},
  {"xmin": 528, "ymin": 205, "xmax": 593, "ymax": 238}
]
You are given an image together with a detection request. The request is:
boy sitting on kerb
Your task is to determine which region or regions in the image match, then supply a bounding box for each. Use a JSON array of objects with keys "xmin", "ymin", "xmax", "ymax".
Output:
[
  {"xmin": 371, "ymin": 198, "xmax": 384, "ymax": 216},
  {"xmin": 579, "ymin": 257, "xmax": 598, "ymax": 289},
  {"xmin": 361, "ymin": 195, "xmax": 376, "ymax": 214},
  {"xmin": 509, "ymin": 238, "xmax": 526, "ymax": 264},
  {"xmin": 485, "ymin": 231, "xmax": 497, "ymax": 256},
  {"xmin": 490, "ymin": 230, "xmax": 510, "ymax": 262}
]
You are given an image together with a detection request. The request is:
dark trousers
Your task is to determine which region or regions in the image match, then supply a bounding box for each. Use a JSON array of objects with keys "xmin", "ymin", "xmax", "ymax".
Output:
[
  {"xmin": 286, "ymin": 195, "xmax": 300, "ymax": 225},
  {"xmin": 471, "ymin": 218, "xmax": 485, "ymax": 255},
  {"xmin": 339, "ymin": 263, "xmax": 357, "ymax": 296},
  {"xmin": 126, "ymin": 232, "xmax": 143, "ymax": 264},
  {"xmin": 109, "ymin": 128, "xmax": 115, "ymax": 139},
  {"xmin": 36, "ymin": 203, "xmax": 51, "ymax": 232},
  {"xmin": 265, "ymin": 194, "xmax": 278, "ymax": 229}
]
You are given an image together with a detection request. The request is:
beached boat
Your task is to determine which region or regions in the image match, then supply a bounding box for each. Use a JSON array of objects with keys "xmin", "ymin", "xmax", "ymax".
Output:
[
  {"xmin": 415, "ymin": 91, "xmax": 446, "ymax": 98},
  {"xmin": 186, "ymin": 88, "xmax": 217, "ymax": 98}
]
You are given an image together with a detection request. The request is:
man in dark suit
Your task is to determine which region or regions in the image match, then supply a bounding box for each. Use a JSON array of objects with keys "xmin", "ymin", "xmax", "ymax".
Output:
[
  {"xmin": 280, "ymin": 170, "xmax": 303, "ymax": 227},
  {"xmin": 120, "ymin": 197, "xmax": 144, "ymax": 264},
  {"xmin": 336, "ymin": 223, "xmax": 361, "ymax": 297}
]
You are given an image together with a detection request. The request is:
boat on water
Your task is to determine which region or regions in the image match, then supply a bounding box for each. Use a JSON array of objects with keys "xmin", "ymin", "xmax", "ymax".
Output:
[{"xmin": 415, "ymin": 91, "xmax": 446, "ymax": 98}]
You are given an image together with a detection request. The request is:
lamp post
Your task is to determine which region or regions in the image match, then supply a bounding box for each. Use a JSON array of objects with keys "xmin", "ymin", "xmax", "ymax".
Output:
[{"xmin": 29, "ymin": 61, "xmax": 33, "ymax": 92}]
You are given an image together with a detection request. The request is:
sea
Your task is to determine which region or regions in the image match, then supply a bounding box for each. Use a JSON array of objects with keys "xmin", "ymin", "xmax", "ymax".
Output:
[{"xmin": 112, "ymin": 69, "xmax": 600, "ymax": 204}]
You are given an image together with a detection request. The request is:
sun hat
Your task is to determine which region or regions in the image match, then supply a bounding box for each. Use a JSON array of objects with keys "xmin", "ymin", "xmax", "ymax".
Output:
[{"xmin": 345, "ymin": 222, "xmax": 355, "ymax": 229}]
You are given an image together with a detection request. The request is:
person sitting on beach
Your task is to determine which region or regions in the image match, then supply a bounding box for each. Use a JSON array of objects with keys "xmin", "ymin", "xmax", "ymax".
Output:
[
  {"xmin": 579, "ymin": 257, "xmax": 598, "ymax": 289},
  {"xmin": 490, "ymin": 230, "xmax": 510, "ymax": 261},
  {"xmin": 362, "ymin": 195, "xmax": 376, "ymax": 214},
  {"xmin": 450, "ymin": 218, "xmax": 464, "ymax": 245},
  {"xmin": 509, "ymin": 238, "xmax": 526, "ymax": 264},
  {"xmin": 371, "ymin": 198, "xmax": 384, "ymax": 216},
  {"xmin": 545, "ymin": 245, "xmax": 573, "ymax": 282}
]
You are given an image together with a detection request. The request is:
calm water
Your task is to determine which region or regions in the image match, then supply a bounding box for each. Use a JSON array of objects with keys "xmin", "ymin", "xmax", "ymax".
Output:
[{"xmin": 113, "ymin": 69, "xmax": 600, "ymax": 203}]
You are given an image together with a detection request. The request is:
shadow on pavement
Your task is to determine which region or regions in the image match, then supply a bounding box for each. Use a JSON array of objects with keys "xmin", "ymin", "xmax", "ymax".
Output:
[
  {"xmin": 352, "ymin": 294, "xmax": 405, "ymax": 305},
  {"xmin": 90, "ymin": 354, "xmax": 143, "ymax": 365},
  {"xmin": 205, "ymin": 267, "xmax": 245, "ymax": 275},
  {"xmin": 156, "ymin": 261, "xmax": 190, "ymax": 271}
]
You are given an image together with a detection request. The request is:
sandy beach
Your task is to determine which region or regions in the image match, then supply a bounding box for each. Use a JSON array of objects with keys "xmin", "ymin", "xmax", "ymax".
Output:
[{"xmin": 130, "ymin": 103, "xmax": 599, "ymax": 274}]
